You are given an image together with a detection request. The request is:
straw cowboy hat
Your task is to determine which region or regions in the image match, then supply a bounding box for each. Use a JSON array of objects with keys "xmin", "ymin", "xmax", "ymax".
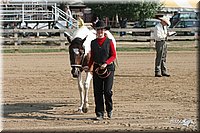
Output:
[
  {"xmin": 95, "ymin": 20, "xmax": 107, "ymax": 30},
  {"xmin": 158, "ymin": 16, "xmax": 171, "ymax": 26}
]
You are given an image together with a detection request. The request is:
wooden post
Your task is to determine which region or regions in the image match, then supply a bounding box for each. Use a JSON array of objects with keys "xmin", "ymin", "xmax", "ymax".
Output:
[
  {"xmin": 60, "ymin": 31, "xmax": 65, "ymax": 51},
  {"xmin": 194, "ymin": 31, "xmax": 198, "ymax": 47},
  {"xmin": 14, "ymin": 29, "xmax": 19, "ymax": 52},
  {"xmin": 149, "ymin": 29, "xmax": 154, "ymax": 50}
]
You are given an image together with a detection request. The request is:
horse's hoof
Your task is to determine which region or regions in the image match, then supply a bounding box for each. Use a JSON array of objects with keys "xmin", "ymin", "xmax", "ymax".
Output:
[
  {"xmin": 82, "ymin": 107, "xmax": 88, "ymax": 113},
  {"xmin": 74, "ymin": 109, "xmax": 83, "ymax": 114}
]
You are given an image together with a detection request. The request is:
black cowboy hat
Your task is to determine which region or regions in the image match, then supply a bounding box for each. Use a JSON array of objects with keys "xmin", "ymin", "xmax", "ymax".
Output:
[
  {"xmin": 95, "ymin": 20, "xmax": 106, "ymax": 30},
  {"xmin": 95, "ymin": 67, "xmax": 111, "ymax": 78}
]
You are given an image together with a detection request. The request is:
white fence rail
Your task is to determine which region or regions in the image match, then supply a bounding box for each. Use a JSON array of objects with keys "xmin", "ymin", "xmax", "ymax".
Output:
[
  {"xmin": 110, "ymin": 27, "xmax": 198, "ymax": 40},
  {"xmin": 1, "ymin": 28, "xmax": 76, "ymax": 51},
  {"xmin": 110, "ymin": 27, "xmax": 198, "ymax": 47},
  {"xmin": 1, "ymin": 27, "xmax": 198, "ymax": 51}
]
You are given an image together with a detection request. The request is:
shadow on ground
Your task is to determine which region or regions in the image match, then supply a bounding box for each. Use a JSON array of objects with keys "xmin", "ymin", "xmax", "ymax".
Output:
[{"xmin": 2, "ymin": 102, "xmax": 93, "ymax": 120}]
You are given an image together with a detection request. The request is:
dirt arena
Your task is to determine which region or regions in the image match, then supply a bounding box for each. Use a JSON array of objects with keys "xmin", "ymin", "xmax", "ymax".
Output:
[{"xmin": 2, "ymin": 50, "xmax": 198, "ymax": 132}]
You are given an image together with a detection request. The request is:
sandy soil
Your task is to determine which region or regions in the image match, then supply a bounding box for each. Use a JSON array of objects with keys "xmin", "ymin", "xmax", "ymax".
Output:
[{"xmin": 2, "ymin": 51, "xmax": 198, "ymax": 132}]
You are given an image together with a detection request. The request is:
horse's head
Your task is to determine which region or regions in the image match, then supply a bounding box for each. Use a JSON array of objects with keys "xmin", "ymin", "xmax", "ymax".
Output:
[{"xmin": 68, "ymin": 36, "xmax": 87, "ymax": 78}]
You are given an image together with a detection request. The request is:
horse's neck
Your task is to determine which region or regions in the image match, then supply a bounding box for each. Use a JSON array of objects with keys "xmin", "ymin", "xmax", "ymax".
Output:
[
  {"xmin": 82, "ymin": 52, "xmax": 91, "ymax": 67},
  {"xmin": 73, "ymin": 26, "xmax": 90, "ymax": 39}
]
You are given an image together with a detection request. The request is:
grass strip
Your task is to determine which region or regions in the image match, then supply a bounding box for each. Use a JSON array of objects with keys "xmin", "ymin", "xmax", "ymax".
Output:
[{"xmin": 2, "ymin": 46, "xmax": 197, "ymax": 53}]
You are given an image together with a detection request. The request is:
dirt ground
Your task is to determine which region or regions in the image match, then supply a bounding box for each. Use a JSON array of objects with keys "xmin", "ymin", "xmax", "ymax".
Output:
[{"xmin": 2, "ymin": 50, "xmax": 198, "ymax": 132}]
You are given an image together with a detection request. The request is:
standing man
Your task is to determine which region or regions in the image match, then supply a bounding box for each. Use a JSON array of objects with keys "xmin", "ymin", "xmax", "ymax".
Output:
[
  {"xmin": 88, "ymin": 20, "xmax": 116, "ymax": 120},
  {"xmin": 154, "ymin": 16, "xmax": 171, "ymax": 77}
]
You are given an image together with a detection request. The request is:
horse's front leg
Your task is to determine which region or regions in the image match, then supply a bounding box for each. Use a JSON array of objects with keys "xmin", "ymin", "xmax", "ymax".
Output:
[
  {"xmin": 77, "ymin": 71, "xmax": 84, "ymax": 113},
  {"xmin": 82, "ymin": 72, "xmax": 93, "ymax": 113}
]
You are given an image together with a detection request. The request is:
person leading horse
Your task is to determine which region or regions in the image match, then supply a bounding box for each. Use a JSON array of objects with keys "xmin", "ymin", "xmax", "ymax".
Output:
[{"xmin": 88, "ymin": 20, "xmax": 117, "ymax": 120}]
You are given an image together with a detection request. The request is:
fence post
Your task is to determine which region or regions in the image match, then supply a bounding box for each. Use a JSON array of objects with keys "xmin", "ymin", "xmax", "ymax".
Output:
[
  {"xmin": 14, "ymin": 28, "xmax": 18, "ymax": 52},
  {"xmin": 194, "ymin": 31, "xmax": 198, "ymax": 46},
  {"xmin": 54, "ymin": 3, "xmax": 58, "ymax": 21},
  {"xmin": 60, "ymin": 31, "xmax": 65, "ymax": 51},
  {"xmin": 21, "ymin": 4, "xmax": 26, "ymax": 27},
  {"xmin": 149, "ymin": 29, "xmax": 154, "ymax": 49}
]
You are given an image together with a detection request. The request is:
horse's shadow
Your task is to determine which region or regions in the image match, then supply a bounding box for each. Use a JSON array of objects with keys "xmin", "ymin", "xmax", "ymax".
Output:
[{"xmin": 3, "ymin": 102, "xmax": 94, "ymax": 121}]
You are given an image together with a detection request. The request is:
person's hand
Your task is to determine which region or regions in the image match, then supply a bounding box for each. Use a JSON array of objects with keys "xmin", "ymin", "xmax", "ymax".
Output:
[
  {"xmin": 83, "ymin": 66, "xmax": 89, "ymax": 72},
  {"xmin": 100, "ymin": 63, "xmax": 107, "ymax": 69}
]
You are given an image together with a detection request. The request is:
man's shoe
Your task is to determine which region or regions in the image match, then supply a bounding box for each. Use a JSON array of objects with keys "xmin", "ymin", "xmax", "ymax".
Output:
[
  {"xmin": 95, "ymin": 116, "xmax": 103, "ymax": 121},
  {"xmin": 155, "ymin": 74, "xmax": 162, "ymax": 77},
  {"xmin": 162, "ymin": 73, "xmax": 170, "ymax": 77},
  {"xmin": 107, "ymin": 111, "xmax": 112, "ymax": 119}
]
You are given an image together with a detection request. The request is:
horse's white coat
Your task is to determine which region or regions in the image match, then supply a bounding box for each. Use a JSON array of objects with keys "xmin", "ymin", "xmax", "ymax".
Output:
[
  {"xmin": 71, "ymin": 26, "xmax": 116, "ymax": 113},
  {"xmin": 72, "ymin": 26, "xmax": 96, "ymax": 54}
]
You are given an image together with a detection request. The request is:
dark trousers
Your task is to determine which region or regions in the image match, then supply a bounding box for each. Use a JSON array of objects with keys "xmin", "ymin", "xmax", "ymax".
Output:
[{"xmin": 93, "ymin": 70, "xmax": 114, "ymax": 117}]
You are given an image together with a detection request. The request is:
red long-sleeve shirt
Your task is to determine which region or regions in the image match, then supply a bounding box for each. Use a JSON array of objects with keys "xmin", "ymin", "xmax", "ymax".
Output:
[{"xmin": 88, "ymin": 36, "xmax": 116, "ymax": 68}]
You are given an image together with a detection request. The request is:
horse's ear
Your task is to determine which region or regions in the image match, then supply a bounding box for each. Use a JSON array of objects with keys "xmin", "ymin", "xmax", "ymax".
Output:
[
  {"xmin": 66, "ymin": 34, "xmax": 72, "ymax": 44},
  {"xmin": 82, "ymin": 35, "xmax": 88, "ymax": 43}
]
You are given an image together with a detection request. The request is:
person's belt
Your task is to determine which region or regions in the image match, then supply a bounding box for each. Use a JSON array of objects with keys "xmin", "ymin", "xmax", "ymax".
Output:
[{"xmin": 94, "ymin": 62, "xmax": 113, "ymax": 65}]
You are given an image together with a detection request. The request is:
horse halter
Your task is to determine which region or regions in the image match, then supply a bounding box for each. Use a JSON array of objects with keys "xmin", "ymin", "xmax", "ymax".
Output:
[{"xmin": 71, "ymin": 47, "xmax": 86, "ymax": 69}]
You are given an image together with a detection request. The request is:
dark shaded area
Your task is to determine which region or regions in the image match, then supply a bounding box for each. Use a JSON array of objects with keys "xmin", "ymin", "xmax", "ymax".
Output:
[{"xmin": 3, "ymin": 102, "xmax": 73, "ymax": 120}]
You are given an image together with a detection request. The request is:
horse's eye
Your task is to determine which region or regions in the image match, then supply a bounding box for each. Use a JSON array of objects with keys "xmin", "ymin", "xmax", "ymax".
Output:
[{"xmin": 79, "ymin": 49, "xmax": 84, "ymax": 54}]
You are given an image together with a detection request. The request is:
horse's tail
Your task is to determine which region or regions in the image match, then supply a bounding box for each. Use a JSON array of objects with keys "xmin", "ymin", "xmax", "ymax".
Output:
[{"xmin": 114, "ymin": 56, "xmax": 119, "ymax": 68}]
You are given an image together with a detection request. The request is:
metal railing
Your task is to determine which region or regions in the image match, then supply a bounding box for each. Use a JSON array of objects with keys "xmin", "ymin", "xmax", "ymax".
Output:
[
  {"xmin": 0, "ymin": 3, "xmax": 53, "ymax": 22},
  {"xmin": 52, "ymin": 5, "xmax": 78, "ymax": 29},
  {"xmin": 0, "ymin": 2, "xmax": 78, "ymax": 29}
]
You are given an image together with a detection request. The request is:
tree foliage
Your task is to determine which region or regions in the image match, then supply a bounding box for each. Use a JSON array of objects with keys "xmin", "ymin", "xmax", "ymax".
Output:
[{"xmin": 85, "ymin": 1, "xmax": 162, "ymax": 22}]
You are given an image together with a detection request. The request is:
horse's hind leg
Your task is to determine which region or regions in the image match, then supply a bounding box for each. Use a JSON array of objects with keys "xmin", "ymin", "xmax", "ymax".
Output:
[{"xmin": 82, "ymin": 72, "xmax": 93, "ymax": 113}]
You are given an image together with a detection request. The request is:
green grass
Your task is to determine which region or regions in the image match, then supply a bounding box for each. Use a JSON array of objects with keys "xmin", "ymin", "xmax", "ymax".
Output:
[
  {"xmin": 2, "ymin": 47, "xmax": 197, "ymax": 53},
  {"xmin": 168, "ymin": 47, "xmax": 197, "ymax": 51},
  {"xmin": 2, "ymin": 45, "xmax": 197, "ymax": 53},
  {"xmin": 116, "ymin": 47, "xmax": 154, "ymax": 52},
  {"xmin": 116, "ymin": 46, "xmax": 197, "ymax": 52},
  {"xmin": 2, "ymin": 48, "xmax": 68, "ymax": 53}
]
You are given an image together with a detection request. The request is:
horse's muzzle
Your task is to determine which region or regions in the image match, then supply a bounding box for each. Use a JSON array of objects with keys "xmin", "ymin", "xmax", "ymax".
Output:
[{"xmin": 71, "ymin": 67, "xmax": 79, "ymax": 78}]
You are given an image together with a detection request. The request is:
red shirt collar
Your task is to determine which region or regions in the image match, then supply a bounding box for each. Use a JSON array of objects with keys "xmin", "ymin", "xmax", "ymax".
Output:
[{"xmin": 97, "ymin": 36, "xmax": 107, "ymax": 46}]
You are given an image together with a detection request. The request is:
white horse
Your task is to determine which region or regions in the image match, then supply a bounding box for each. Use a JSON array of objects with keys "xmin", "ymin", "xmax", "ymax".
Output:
[{"xmin": 67, "ymin": 26, "xmax": 116, "ymax": 113}]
